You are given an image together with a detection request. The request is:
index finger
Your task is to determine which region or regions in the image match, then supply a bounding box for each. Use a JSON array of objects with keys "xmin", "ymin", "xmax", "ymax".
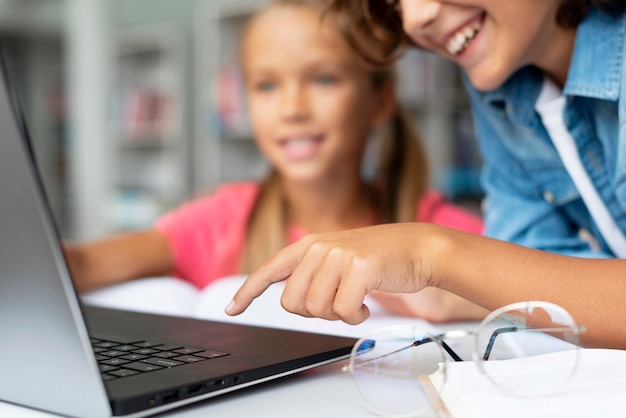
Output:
[{"xmin": 225, "ymin": 240, "xmax": 305, "ymax": 316}]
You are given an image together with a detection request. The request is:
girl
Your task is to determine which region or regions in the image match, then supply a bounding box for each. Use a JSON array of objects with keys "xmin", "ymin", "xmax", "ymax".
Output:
[
  {"xmin": 65, "ymin": 0, "xmax": 485, "ymax": 322},
  {"xmin": 227, "ymin": 0, "xmax": 626, "ymax": 349}
]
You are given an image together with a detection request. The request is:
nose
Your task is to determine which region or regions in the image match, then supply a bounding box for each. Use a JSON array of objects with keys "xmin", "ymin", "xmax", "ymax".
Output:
[
  {"xmin": 399, "ymin": 0, "xmax": 442, "ymax": 37},
  {"xmin": 280, "ymin": 82, "xmax": 309, "ymax": 122}
]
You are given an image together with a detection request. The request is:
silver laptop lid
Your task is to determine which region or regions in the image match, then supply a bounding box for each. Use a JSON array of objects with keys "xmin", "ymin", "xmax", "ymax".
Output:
[{"xmin": 0, "ymin": 52, "xmax": 111, "ymax": 417}]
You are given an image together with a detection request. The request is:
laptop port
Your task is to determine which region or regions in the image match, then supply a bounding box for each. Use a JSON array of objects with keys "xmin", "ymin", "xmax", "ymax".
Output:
[
  {"xmin": 204, "ymin": 377, "xmax": 229, "ymax": 391},
  {"xmin": 186, "ymin": 384, "xmax": 203, "ymax": 396},
  {"xmin": 159, "ymin": 391, "xmax": 178, "ymax": 404}
]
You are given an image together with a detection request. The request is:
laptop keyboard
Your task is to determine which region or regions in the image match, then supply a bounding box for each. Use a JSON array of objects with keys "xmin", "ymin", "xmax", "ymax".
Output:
[{"xmin": 91, "ymin": 337, "xmax": 230, "ymax": 381}]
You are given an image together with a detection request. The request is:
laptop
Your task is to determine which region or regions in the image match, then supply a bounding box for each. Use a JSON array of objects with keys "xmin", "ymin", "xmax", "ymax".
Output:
[{"xmin": 0, "ymin": 51, "xmax": 356, "ymax": 417}]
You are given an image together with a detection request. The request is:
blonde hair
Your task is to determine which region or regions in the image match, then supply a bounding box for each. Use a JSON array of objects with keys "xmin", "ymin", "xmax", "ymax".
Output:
[{"xmin": 240, "ymin": 0, "xmax": 428, "ymax": 273}]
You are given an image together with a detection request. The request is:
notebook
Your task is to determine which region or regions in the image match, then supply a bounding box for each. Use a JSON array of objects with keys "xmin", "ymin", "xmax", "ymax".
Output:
[{"xmin": 0, "ymin": 49, "xmax": 356, "ymax": 418}]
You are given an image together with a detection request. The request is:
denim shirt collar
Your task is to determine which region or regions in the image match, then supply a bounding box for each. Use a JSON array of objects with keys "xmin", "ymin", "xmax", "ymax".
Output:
[
  {"xmin": 564, "ymin": 7, "xmax": 625, "ymax": 100},
  {"xmin": 474, "ymin": 7, "xmax": 625, "ymax": 120}
]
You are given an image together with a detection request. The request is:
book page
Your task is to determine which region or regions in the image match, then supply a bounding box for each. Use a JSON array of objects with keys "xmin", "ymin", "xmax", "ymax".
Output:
[
  {"xmin": 430, "ymin": 348, "xmax": 626, "ymax": 418},
  {"xmin": 81, "ymin": 276, "xmax": 199, "ymax": 317},
  {"xmin": 192, "ymin": 275, "xmax": 441, "ymax": 338},
  {"xmin": 81, "ymin": 275, "xmax": 441, "ymax": 339}
]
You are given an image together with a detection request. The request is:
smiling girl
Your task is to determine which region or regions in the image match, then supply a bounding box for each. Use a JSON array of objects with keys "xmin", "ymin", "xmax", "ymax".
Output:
[
  {"xmin": 228, "ymin": 1, "xmax": 626, "ymax": 348},
  {"xmin": 65, "ymin": 0, "xmax": 485, "ymax": 322}
]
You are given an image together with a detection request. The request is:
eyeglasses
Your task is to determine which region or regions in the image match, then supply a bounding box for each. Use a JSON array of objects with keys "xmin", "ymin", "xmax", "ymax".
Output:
[{"xmin": 342, "ymin": 301, "xmax": 586, "ymax": 417}]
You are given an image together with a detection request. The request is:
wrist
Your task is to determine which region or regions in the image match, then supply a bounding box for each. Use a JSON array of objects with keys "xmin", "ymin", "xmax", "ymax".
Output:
[{"xmin": 415, "ymin": 223, "xmax": 460, "ymax": 290}]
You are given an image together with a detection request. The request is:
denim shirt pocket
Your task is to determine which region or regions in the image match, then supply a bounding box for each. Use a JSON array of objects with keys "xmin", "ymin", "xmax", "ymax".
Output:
[
  {"xmin": 500, "ymin": 95, "xmax": 582, "ymax": 207},
  {"xmin": 521, "ymin": 158, "xmax": 581, "ymax": 208},
  {"xmin": 497, "ymin": 117, "xmax": 579, "ymax": 207}
]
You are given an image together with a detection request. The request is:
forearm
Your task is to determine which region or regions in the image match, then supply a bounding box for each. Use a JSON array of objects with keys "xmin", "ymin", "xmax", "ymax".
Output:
[
  {"xmin": 64, "ymin": 243, "xmax": 132, "ymax": 292},
  {"xmin": 370, "ymin": 288, "xmax": 489, "ymax": 322},
  {"xmin": 430, "ymin": 225, "xmax": 626, "ymax": 348},
  {"xmin": 228, "ymin": 222, "xmax": 626, "ymax": 349},
  {"xmin": 64, "ymin": 230, "xmax": 174, "ymax": 293},
  {"xmin": 422, "ymin": 288, "xmax": 490, "ymax": 322}
]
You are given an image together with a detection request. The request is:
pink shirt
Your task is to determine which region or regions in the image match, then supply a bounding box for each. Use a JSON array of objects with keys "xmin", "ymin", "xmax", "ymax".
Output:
[{"xmin": 156, "ymin": 182, "xmax": 483, "ymax": 289}]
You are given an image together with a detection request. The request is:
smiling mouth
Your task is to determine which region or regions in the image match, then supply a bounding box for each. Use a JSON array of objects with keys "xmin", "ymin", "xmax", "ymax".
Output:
[
  {"xmin": 282, "ymin": 135, "xmax": 322, "ymax": 148},
  {"xmin": 280, "ymin": 135, "xmax": 324, "ymax": 159},
  {"xmin": 446, "ymin": 15, "xmax": 484, "ymax": 56}
]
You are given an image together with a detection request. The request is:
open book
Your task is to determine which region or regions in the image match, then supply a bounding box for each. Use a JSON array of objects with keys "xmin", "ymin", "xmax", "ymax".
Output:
[
  {"xmin": 425, "ymin": 348, "xmax": 626, "ymax": 418},
  {"xmin": 81, "ymin": 275, "xmax": 441, "ymax": 339}
]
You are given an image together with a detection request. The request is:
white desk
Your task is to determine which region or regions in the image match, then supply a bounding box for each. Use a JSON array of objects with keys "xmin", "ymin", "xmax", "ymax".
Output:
[
  {"xmin": 2, "ymin": 277, "xmax": 455, "ymax": 418},
  {"xmin": 0, "ymin": 362, "xmax": 437, "ymax": 418}
]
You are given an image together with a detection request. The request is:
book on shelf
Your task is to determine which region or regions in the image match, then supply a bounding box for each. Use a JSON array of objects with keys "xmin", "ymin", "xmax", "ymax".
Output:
[
  {"xmin": 117, "ymin": 87, "xmax": 176, "ymax": 143},
  {"xmin": 213, "ymin": 64, "xmax": 252, "ymax": 139}
]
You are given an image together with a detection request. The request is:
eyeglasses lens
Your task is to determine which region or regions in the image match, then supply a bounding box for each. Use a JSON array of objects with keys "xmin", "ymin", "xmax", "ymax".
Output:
[
  {"xmin": 476, "ymin": 303, "xmax": 581, "ymax": 396},
  {"xmin": 349, "ymin": 325, "xmax": 445, "ymax": 417}
]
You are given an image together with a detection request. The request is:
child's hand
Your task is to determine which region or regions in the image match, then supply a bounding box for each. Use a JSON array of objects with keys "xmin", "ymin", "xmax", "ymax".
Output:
[{"xmin": 226, "ymin": 223, "xmax": 440, "ymax": 325}]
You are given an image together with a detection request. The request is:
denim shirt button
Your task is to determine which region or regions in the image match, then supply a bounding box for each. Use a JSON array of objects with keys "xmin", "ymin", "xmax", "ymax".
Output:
[{"xmin": 543, "ymin": 190, "xmax": 555, "ymax": 203}]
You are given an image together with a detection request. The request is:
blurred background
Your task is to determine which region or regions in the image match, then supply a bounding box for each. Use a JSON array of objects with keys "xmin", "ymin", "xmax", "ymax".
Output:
[{"xmin": 0, "ymin": 0, "xmax": 482, "ymax": 242}]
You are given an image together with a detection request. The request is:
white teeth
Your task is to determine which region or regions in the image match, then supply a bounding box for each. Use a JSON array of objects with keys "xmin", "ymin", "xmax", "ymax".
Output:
[
  {"xmin": 446, "ymin": 20, "xmax": 482, "ymax": 55},
  {"xmin": 284, "ymin": 136, "xmax": 315, "ymax": 149},
  {"xmin": 291, "ymin": 136, "xmax": 313, "ymax": 143}
]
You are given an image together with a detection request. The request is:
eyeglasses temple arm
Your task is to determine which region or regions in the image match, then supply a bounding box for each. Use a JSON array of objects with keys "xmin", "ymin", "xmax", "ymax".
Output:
[
  {"xmin": 482, "ymin": 324, "xmax": 585, "ymax": 361},
  {"xmin": 352, "ymin": 334, "xmax": 469, "ymax": 368},
  {"xmin": 483, "ymin": 326, "xmax": 518, "ymax": 361},
  {"xmin": 352, "ymin": 336, "xmax": 442, "ymax": 367},
  {"xmin": 439, "ymin": 339, "xmax": 463, "ymax": 362}
]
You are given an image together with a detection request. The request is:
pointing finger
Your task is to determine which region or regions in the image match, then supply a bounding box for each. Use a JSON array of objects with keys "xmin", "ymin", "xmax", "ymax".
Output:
[{"xmin": 225, "ymin": 239, "xmax": 307, "ymax": 316}]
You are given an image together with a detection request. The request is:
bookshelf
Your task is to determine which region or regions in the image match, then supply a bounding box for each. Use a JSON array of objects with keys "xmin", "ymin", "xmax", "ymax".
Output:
[
  {"xmin": 107, "ymin": 23, "xmax": 186, "ymax": 231},
  {"xmin": 192, "ymin": 0, "xmax": 269, "ymax": 193}
]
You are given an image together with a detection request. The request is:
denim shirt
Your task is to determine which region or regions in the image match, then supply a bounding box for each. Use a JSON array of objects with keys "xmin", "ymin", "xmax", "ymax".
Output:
[{"xmin": 464, "ymin": 7, "xmax": 626, "ymax": 258}]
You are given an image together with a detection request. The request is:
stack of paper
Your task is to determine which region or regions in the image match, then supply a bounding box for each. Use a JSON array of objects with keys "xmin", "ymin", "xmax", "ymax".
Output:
[{"xmin": 428, "ymin": 348, "xmax": 626, "ymax": 418}]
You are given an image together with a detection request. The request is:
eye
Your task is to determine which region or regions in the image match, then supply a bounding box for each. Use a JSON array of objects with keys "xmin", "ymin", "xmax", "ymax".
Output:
[
  {"xmin": 255, "ymin": 81, "xmax": 276, "ymax": 92},
  {"xmin": 315, "ymin": 74, "xmax": 338, "ymax": 85}
]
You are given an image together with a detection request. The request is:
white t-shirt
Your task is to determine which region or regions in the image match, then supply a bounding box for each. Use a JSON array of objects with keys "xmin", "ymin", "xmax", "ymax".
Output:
[{"xmin": 535, "ymin": 76, "xmax": 626, "ymax": 258}]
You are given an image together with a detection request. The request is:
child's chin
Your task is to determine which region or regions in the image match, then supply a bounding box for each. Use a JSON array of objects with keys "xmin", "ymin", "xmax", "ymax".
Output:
[
  {"xmin": 466, "ymin": 68, "xmax": 509, "ymax": 92},
  {"xmin": 285, "ymin": 171, "xmax": 326, "ymax": 185}
]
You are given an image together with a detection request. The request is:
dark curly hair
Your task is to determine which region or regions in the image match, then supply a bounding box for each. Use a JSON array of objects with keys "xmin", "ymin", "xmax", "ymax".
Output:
[{"xmin": 326, "ymin": 0, "xmax": 626, "ymax": 67}]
